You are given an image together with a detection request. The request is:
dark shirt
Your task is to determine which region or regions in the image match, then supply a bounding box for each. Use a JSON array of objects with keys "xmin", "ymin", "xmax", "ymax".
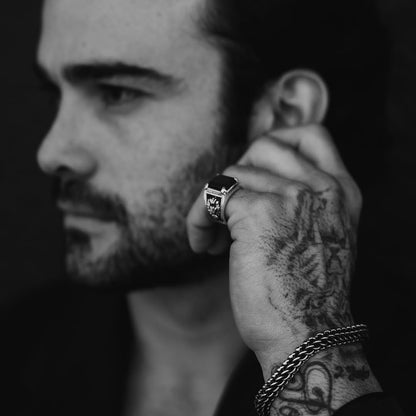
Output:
[{"xmin": 1, "ymin": 285, "xmax": 405, "ymax": 416}]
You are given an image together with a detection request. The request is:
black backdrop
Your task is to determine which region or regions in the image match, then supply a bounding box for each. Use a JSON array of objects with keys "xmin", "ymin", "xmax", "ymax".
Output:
[
  {"xmin": 1, "ymin": 1, "xmax": 416, "ymax": 413},
  {"xmin": 1, "ymin": 1, "xmax": 63, "ymax": 304}
]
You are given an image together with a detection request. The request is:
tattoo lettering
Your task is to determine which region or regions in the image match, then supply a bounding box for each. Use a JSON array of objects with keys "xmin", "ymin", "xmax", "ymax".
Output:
[{"xmin": 334, "ymin": 365, "xmax": 370, "ymax": 382}]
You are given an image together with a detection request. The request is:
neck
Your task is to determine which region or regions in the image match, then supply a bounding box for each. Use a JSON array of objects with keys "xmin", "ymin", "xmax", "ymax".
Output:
[
  {"xmin": 124, "ymin": 269, "xmax": 246, "ymax": 416},
  {"xmin": 127, "ymin": 269, "xmax": 245, "ymax": 373}
]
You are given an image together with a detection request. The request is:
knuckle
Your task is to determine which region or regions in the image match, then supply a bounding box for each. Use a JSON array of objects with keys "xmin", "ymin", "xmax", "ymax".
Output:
[
  {"xmin": 350, "ymin": 182, "xmax": 363, "ymax": 210},
  {"xmin": 338, "ymin": 176, "xmax": 362, "ymax": 208},
  {"xmin": 326, "ymin": 181, "xmax": 346, "ymax": 205},
  {"xmin": 308, "ymin": 170, "xmax": 341, "ymax": 196},
  {"xmin": 248, "ymin": 194, "xmax": 279, "ymax": 217},
  {"xmin": 307, "ymin": 124, "xmax": 330, "ymax": 142},
  {"xmin": 223, "ymin": 165, "xmax": 240, "ymax": 178},
  {"xmin": 307, "ymin": 125, "xmax": 336, "ymax": 151},
  {"xmin": 278, "ymin": 144, "xmax": 295, "ymax": 159},
  {"xmin": 250, "ymin": 135, "xmax": 275, "ymax": 154},
  {"xmin": 258, "ymin": 134, "xmax": 276, "ymax": 146},
  {"xmin": 322, "ymin": 175, "xmax": 341, "ymax": 193},
  {"xmin": 285, "ymin": 183, "xmax": 310, "ymax": 200}
]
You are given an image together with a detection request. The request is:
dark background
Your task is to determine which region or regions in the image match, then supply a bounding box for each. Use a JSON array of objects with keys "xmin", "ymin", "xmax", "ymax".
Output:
[
  {"xmin": 1, "ymin": 0, "xmax": 416, "ymax": 413},
  {"xmin": 1, "ymin": 1, "xmax": 63, "ymax": 305}
]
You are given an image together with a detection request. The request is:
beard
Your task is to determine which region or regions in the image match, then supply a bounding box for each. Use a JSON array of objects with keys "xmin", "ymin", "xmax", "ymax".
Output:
[{"xmin": 56, "ymin": 142, "xmax": 234, "ymax": 292}]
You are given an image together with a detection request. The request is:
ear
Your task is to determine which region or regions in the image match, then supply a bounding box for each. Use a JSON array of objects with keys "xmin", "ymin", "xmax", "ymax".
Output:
[{"xmin": 249, "ymin": 69, "xmax": 329, "ymax": 139}]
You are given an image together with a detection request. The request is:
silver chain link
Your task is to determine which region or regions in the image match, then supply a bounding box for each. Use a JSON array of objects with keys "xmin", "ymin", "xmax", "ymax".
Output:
[{"xmin": 254, "ymin": 324, "xmax": 369, "ymax": 416}]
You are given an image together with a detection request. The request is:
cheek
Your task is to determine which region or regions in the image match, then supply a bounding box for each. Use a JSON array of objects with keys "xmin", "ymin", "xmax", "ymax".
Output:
[
  {"xmin": 94, "ymin": 55, "xmax": 225, "ymax": 207},
  {"xmin": 94, "ymin": 125, "xmax": 215, "ymax": 224},
  {"xmin": 107, "ymin": 104, "xmax": 221, "ymax": 188}
]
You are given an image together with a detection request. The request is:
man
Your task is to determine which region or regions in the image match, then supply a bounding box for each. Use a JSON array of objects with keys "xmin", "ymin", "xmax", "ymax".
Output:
[{"xmin": 3, "ymin": 0, "xmax": 403, "ymax": 415}]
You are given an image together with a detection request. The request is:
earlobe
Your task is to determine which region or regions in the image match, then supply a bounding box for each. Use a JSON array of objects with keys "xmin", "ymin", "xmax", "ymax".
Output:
[{"xmin": 249, "ymin": 69, "xmax": 329, "ymax": 139}]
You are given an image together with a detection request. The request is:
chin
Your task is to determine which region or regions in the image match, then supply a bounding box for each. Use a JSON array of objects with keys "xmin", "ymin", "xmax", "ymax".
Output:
[
  {"xmin": 64, "ymin": 222, "xmax": 228, "ymax": 292},
  {"xmin": 65, "ymin": 247, "xmax": 228, "ymax": 293}
]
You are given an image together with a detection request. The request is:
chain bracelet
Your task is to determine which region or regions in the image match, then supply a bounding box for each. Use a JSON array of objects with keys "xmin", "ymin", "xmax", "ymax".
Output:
[{"xmin": 254, "ymin": 324, "xmax": 369, "ymax": 416}]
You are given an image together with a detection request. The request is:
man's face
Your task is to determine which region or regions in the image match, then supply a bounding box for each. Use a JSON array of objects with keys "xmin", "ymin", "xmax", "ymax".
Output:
[{"xmin": 37, "ymin": 0, "xmax": 229, "ymax": 289}]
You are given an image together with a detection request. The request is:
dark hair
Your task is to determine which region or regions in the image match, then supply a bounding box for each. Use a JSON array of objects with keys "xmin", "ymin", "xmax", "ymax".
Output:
[
  {"xmin": 199, "ymin": 1, "xmax": 393, "ymax": 322},
  {"xmin": 200, "ymin": 0, "xmax": 390, "ymax": 183}
]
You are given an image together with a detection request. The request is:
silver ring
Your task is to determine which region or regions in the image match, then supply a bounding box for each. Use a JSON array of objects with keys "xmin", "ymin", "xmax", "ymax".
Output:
[{"xmin": 204, "ymin": 174, "xmax": 240, "ymax": 224}]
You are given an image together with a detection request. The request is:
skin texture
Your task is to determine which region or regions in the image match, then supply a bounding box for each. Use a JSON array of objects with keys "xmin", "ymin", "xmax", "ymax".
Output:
[
  {"xmin": 266, "ymin": 348, "xmax": 373, "ymax": 416},
  {"xmin": 37, "ymin": 2, "xmax": 246, "ymax": 415},
  {"xmin": 262, "ymin": 185, "xmax": 354, "ymax": 333},
  {"xmin": 37, "ymin": 0, "xmax": 382, "ymax": 415},
  {"xmin": 37, "ymin": 0, "xmax": 231, "ymax": 289},
  {"xmin": 188, "ymin": 125, "xmax": 382, "ymax": 412},
  {"xmin": 188, "ymin": 126, "xmax": 361, "ymax": 349}
]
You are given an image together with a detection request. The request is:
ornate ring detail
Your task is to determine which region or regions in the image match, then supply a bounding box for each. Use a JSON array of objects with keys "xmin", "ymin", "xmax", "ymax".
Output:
[{"xmin": 203, "ymin": 174, "xmax": 240, "ymax": 224}]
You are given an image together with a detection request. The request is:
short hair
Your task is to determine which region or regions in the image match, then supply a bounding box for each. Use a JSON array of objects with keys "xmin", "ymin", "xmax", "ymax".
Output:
[{"xmin": 200, "ymin": 0, "xmax": 390, "ymax": 182}]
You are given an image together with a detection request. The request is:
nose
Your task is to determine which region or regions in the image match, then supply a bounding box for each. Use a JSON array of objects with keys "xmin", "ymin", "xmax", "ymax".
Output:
[{"xmin": 37, "ymin": 95, "xmax": 98, "ymax": 180}]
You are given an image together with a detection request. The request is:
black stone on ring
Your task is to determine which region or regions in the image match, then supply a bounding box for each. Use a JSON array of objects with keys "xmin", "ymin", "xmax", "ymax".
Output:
[{"xmin": 204, "ymin": 174, "xmax": 240, "ymax": 224}]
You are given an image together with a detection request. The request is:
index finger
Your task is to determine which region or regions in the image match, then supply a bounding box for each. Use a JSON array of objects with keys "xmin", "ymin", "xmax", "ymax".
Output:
[{"xmin": 263, "ymin": 125, "xmax": 349, "ymax": 178}]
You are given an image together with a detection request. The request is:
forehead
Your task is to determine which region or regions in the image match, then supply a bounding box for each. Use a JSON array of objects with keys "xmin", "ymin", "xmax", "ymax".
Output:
[{"xmin": 38, "ymin": 0, "xmax": 210, "ymax": 73}]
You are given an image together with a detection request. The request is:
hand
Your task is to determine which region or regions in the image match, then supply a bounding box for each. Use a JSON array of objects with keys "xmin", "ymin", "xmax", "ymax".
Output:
[{"xmin": 187, "ymin": 125, "xmax": 362, "ymax": 363}]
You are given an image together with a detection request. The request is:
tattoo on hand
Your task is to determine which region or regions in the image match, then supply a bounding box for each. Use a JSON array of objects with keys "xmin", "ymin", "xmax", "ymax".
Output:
[{"xmin": 264, "ymin": 188, "xmax": 355, "ymax": 332}]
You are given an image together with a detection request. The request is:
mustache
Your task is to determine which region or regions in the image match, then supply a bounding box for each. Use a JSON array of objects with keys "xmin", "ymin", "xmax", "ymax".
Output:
[{"xmin": 53, "ymin": 178, "xmax": 128, "ymax": 224}]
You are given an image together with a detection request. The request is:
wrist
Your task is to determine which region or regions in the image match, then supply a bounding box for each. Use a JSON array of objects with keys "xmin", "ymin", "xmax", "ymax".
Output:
[
  {"xmin": 257, "ymin": 346, "xmax": 382, "ymax": 416},
  {"xmin": 253, "ymin": 320, "xmax": 358, "ymax": 378},
  {"xmin": 285, "ymin": 346, "xmax": 382, "ymax": 414},
  {"xmin": 254, "ymin": 326, "xmax": 382, "ymax": 416},
  {"xmin": 253, "ymin": 326, "xmax": 315, "ymax": 376}
]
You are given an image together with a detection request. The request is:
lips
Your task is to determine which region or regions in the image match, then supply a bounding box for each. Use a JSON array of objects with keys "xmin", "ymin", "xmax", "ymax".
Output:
[{"xmin": 58, "ymin": 202, "xmax": 116, "ymax": 222}]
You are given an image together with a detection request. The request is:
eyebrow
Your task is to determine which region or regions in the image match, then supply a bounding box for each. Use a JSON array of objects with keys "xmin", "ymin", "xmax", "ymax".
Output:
[{"xmin": 35, "ymin": 61, "xmax": 182, "ymax": 90}]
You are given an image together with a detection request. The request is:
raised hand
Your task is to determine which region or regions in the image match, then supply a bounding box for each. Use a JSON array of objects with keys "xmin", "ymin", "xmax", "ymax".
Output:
[{"xmin": 187, "ymin": 124, "xmax": 381, "ymax": 415}]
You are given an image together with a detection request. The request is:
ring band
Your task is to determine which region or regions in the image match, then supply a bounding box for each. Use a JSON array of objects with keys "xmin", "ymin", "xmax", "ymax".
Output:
[{"xmin": 204, "ymin": 174, "xmax": 240, "ymax": 224}]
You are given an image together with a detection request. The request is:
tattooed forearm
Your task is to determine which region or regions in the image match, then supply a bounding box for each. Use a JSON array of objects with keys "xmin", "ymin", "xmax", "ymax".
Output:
[
  {"xmin": 267, "ymin": 347, "xmax": 380, "ymax": 416},
  {"xmin": 334, "ymin": 365, "xmax": 370, "ymax": 382}
]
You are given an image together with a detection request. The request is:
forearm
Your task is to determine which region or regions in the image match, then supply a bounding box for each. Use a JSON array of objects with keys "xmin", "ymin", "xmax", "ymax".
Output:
[{"xmin": 257, "ymin": 345, "xmax": 382, "ymax": 416}]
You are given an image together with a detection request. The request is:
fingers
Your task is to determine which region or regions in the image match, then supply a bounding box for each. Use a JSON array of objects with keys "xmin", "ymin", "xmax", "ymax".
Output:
[
  {"xmin": 187, "ymin": 124, "xmax": 362, "ymax": 254},
  {"xmin": 242, "ymin": 125, "xmax": 361, "ymax": 215},
  {"xmin": 223, "ymin": 165, "xmax": 302, "ymax": 194},
  {"xmin": 187, "ymin": 166, "xmax": 295, "ymax": 254},
  {"xmin": 264, "ymin": 125, "xmax": 348, "ymax": 177},
  {"xmin": 239, "ymin": 134, "xmax": 340, "ymax": 193}
]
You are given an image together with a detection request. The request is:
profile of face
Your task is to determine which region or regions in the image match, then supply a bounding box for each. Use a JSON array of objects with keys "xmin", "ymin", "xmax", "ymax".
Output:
[{"xmin": 37, "ymin": 0, "xmax": 231, "ymax": 290}]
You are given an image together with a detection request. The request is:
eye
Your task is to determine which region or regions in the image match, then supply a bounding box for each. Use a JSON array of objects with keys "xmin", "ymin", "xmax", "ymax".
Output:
[{"xmin": 94, "ymin": 84, "xmax": 149, "ymax": 108}]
